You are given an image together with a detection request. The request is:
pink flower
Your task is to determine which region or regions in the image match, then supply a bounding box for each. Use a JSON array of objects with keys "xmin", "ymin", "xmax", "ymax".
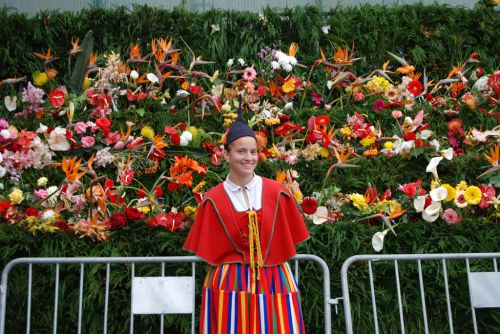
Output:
[
  {"xmin": 81, "ymin": 136, "xmax": 95, "ymax": 148},
  {"xmin": 353, "ymin": 92, "xmax": 365, "ymax": 102},
  {"xmin": 74, "ymin": 122, "xmax": 88, "ymax": 134},
  {"xmin": 33, "ymin": 189, "xmax": 48, "ymax": 199},
  {"xmin": 243, "ymin": 67, "xmax": 257, "ymax": 81},
  {"xmin": 120, "ymin": 170, "xmax": 135, "ymax": 185},
  {"xmin": 398, "ymin": 180, "xmax": 423, "ymax": 199},
  {"xmin": 443, "ymin": 208, "xmax": 462, "ymax": 225},
  {"xmin": 371, "ymin": 98, "xmax": 385, "ymax": 111},
  {"xmin": 478, "ymin": 184, "xmax": 496, "ymax": 208},
  {"xmin": 392, "ymin": 110, "xmax": 403, "ymax": 118}
]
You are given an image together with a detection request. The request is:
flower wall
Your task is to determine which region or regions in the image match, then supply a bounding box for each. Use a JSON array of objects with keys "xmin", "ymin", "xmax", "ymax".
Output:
[{"xmin": 0, "ymin": 3, "xmax": 499, "ymax": 333}]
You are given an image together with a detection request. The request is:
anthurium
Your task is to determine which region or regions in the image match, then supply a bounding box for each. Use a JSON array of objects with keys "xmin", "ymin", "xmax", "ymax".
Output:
[{"xmin": 49, "ymin": 88, "xmax": 66, "ymax": 107}]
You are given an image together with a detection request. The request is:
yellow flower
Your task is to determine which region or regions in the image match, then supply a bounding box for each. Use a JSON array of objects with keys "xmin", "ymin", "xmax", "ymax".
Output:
[
  {"xmin": 282, "ymin": 79, "xmax": 296, "ymax": 93},
  {"xmin": 340, "ymin": 126, "xmax": 352, "ymax": 137},
  {"xmin": 456, "ymin": 181, "xmax": 468, "ymax": 191},
  {"xmin": 141, "ymin": 126, "xmax": 155, "ymax": 139},
  {"xmin": 360, "ymin": 133, "xmax": 376, "ymax": 147},
  {"xmin": 183, "ymin": 205, "xmax": 197, "ymax": 217},
  {"xmin": 349, "ymin": 193, "xmax": 368, "ymax": 210},
  {"xmin": 430, "ymin": 179, "xmax": 440, "ymax": 190},
  {"xmin": 268, "ymin": 146, "xmax": 280, "ymax": 157},
  {"xmin": 33, "ymin": 71, "xmax": 48, "ymax": 86},
  {"xmin": 8, "ymin": 188, "xmax": 24, "ymax": 204},
  {"xmin": 442, "ymin": 184, "xmax": 456, "ymax": 202},
  {"xmin": 37, "ymin": 177, "xmax": 48, "ymax": 187},
  {"xmin": 293, "ymin": 189, "xmax": 303, "ymax": 203},
  {"xmin": 319, "ymin": 147, "xmax": 330, "ymax": 158},
  {"xmin": 464, "ymin": 186, "xmax": 482, "ymax": 205},
  {"xmin": 139, "ymin": 206, "xmax": 152, "ymax": 214},
  {"xmin": 265, "ymin": 117, "xmax": 281, "ymax": 126},
  {"xmin": 192, "ymin": 181, "xmax": 206, "ymax": 193},
  {"xmin": 223, "ymin": 118, "xmax": 234, "ymax": 127},
  {"xmin": 365, "ymin": 76, "xmax": 390, "ymax": 92},
  {"xmin": 383, "ymin": 141, "xmax": 393, "ymax": 149}
]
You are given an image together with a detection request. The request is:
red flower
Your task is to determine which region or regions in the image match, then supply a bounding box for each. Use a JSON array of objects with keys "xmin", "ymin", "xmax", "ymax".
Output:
[
  {"xmin": 447, "ymin": 118, "xmax": 463, "ymax": 132},
  {"xmin": 488, "ymin": 71, "xmax": 500, "ymax": 96},
  {"xmin": 398, "ymin": 180, "xmax": 422, "ymax": 198},
  {"xmin": 257, "ymin": 85, "xmax": 267, "ymax": 95},
  {"xmin": 167, "ymin": 182, "xmax": 180, "ymax": 191},
  {"xmin": 109, "ymin": 213, "xmax": 127, "ymax": 229},
  {"xmin": 165, "ymin": 211, "xmax": 184, "ymax": 231},
  {"xmin": 301, "ymin": 197, "xmax": 318, "ymax": 215},
  {"xmin": 136, "ymin": 188, "xmax": 147, "ymax": 198},
  {"xmin": 371, "ymin": 98, "xmax": 385, "ymax": 111},
  {"xmin": 55, "ymin": 220, "xmax": 70, "ymax": 233},
  {"xmin": 408, "ymin": 80, "xmax": 423, "ymax": 96},
  {"xmin": 125, "ymin": 207, "xmax": 146, "ymax": 221},
  {"xmin": 120, "ymin": 170, "xmax": 135, "ymax": 185},
  {"xmin": 95, "ymin": 117, "xmax": 113, "ymax": 136},
  {"xmin": 154, "ymin": 185, "xmax": 163, "ymax": 198},
  {"xmin": 49, "ymin": 88, "xmax": 66, "ymax": 107},
  {"xmin": 25, "ymin": 207, "xmax": 39, "ymax": 217}
]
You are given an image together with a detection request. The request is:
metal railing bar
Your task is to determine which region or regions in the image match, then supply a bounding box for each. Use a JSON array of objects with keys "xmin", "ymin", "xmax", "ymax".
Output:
[
  {"xmin": 368, "ymin": 260, "xmax": 379, "ymax": 334},
  {"xmin": 26, "ymin": 263, "xmax": 32, "ymax": 334},
  {"xmin": 53, "ymin": 264, "xmax": 59, "ymax": 334},
  {"xmin": 466, "ymin": 259, "xmax": 478, "ymax": 334},
  {"xmin": 394, "ymin": 260, "xmax": 405, "ymax": 334},
  {"xmin": 130, "ymin": 263, "xmax": 135, "ymax": 334},
  {"xmin": 494, "ymin": 258, "xmax": 498, "ymax": 272},
  {"xmin": 417, "ymin": 259, "xmax": 429, "ymax": 334},
  {"xmin": 160, "ymin": 262, "xmax": 165, "ymax": 334},
  {"xmin": 78, "ymin": 264, "xmax": 84, "ymax": 334},
  {"xmin": 104, "ymin": 263, "xmax": 110, "ymax": 334},
  {"xmin": 192, "ymin": 262, "xmax": 196, "ymax": 334},
  {"xmin": 442, "ymin": 259, "xmax": 454, "ymax": 334}
]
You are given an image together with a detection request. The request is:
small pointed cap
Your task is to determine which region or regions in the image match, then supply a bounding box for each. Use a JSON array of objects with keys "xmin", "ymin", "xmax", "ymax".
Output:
[{"xmin": 225, "ymin": 95, "xmax": 256, "ymax": 145}]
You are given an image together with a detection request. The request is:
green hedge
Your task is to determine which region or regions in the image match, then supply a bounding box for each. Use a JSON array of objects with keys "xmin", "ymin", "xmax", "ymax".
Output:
[{"xmin": 0, "ymin": 3, "xmax": 498, "ymax": 80}]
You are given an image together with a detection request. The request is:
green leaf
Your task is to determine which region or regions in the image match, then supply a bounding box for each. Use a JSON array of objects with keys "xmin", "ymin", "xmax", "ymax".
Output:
[{"xmin": 69, "ymin": 30, "xmax": 93, "ymax": 94}]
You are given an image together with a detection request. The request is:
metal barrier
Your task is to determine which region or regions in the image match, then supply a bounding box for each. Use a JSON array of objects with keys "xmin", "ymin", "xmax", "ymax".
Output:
[
  {"xmin": 0, "ymin": 254, "xmax": 332, "ymax": 334},
  {"xmin": 341, "ymin": 253, "xmax": 500, "ymax": 334}
]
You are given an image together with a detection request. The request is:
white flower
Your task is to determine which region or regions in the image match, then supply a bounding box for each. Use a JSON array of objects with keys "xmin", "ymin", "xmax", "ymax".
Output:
[
  {"xmin": 36, "ymin": 123, "xmax": 48, "ymax": 134},
  {"xmin": 0, "ymin": 129, "xmax": 11, "ymax": 140},
  {"xmin": 238, "ymin": 58, "xmax": 245, "ymax": 66},
  {"xmin": 211, "ymin": 84, "xmax": 224, "ymax": 98},
  {"xmin": 422, "ymin": 201, "xmax": 441, "ymax": 222},
  {"xmin": 270, "ymin": 61, "xmax": 280, "ymax": 70},
  {"xmin": 211, "ymin": 24, "xmax": 220, "ymax": 33},
  {"xmin": 372, "ymin": 230, "xmax": 389, "ymax": 252},
  {"xmin": 327, "ymin": 80, "xmax": 334, "ymax": 90},
  {"xmin": 4, "ymin": 96, "xmax": 17, "ymax": 112},
  {"xmin": 283, "ymin": 64, "xmax": 293, "ymax": 72},
  {"xmin": 429, "ymin": 139, "xmax": 440, "ymax": 152},
  {"xmin": 321, "ymin": 25, "xmax": 331, "ymax": 34},
  {"xmin": 414, "ymin": 196, "xmax": 426, "ymax": 212},
  {"xmin": 130, "ymin": 70, "xmax": 139, "ymax": 80},
  {"xmin": 430, "ymin": 187, "xmax": 448, "ymax": 202},
  {"xmin": 472, "ymin": 75, "xmax": 490, "ymax": 92},
  {"xmin": 0, "ymin": 152, "xmax": 2, "ymax": 164},
  {"xmin": 441, "ymin": 147, "xmax": 454, "ymax": 160},
  {"xmin": 312, "ymin": 206, "xmax": 329, "ymax": 225},
  {"xmin": 176, "ymin": 89, "xmax": 190, "ymax": 98},
  {"xmin": 47, "ymin": 127, "xmax": 70, "ymax": 151},
  {"xmin": 0, "ymin": 166, "xmax": 5, "ymax": 178},
  {"xmin": 284, "ymin": 102, "xmax": 294, "ymax": 110},
  {"xmin": 426, "ymin": 156, "xmax": 443, "ymax": 179},
  {"xmin": 420, "ymin": 130, "xmax": 432, "ymax": 140},
  {"xmin": 41, "ymin": 209, "xmax": 55, "ymax": 221},
  {"xmin": 146, "ymin": 73, "xmax": 159, "ymax": 84},
  {"xmin": 37, "ymin": 177, "xmax": 48, "ymax": 187},
  {"xmin": 227, "ymin": 58, "xmax": 234, "ymax": 67},
  {"xmin": 179, "ymin": 131, "xmax": 193, "ymax": 146}
]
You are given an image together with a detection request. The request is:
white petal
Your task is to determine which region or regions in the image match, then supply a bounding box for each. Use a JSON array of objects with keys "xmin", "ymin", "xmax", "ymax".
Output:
[
  {"xmin": 420, "ymin": 130, "xmax": 432, "ymax": 140},
  {"xmin": 130, "ymin": 70, "xmax": 139, "ymax": 80},
  {"xmin": 146, "ymin": 73, "xmax": 159, "ymax": 84},
  {"xmin": 372, "ymin": 230, "xmax": 388, "ymax": 252},
  {"xmin": 422, "ymin": 211, "xmax": 440, "ymax": 222},
  {"xmin": 4, "ymin": 96, "xmax": 17, "ymax": 112},
  {"xmin": 430, "ymin": 187, "xmax": 448, "ymax": 202},
  {"xmin": 441, "ymin": 147, "xmax": 454, "ymax": 160},
  {"xmin": 312, "ymin": 206, "xmax": 329, "ymax": 225},
  {"xmin": 429, "ymin": 139, "xmax": 440, "ymax": 152},
  {"xmin": 425, "ymin": 201, "xmax": 442, "ymax": 216},
  {"xmin": 413, "ymin": 196, "xmax": 426, "ymax": 212}
]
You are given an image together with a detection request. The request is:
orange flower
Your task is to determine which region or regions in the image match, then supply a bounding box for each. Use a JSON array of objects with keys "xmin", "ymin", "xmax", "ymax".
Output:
[
  {"xmin": 33, "ymin": 48, "xmax": 58, "ymax": 63},
  {"xmin": 69, "ymin": 37, "xmax": 80, "ymax": 55},
  {"xmin": 129, "ymin": 43, "xmax": 141, "ymax": 59},
  {"xmin": 61, "ymin": 156, "xmax": 86, "ymax": 182},
  {"xmin": 396, "ymin": 65, "xmax": 415, "ymax": 75},
  {"xmin": 484, "ymin": 144, "xmax": 499, "ymax": 166},
  {"xmin": 288, "ymin": 42, "xmax": 299, "ymax": 57}
]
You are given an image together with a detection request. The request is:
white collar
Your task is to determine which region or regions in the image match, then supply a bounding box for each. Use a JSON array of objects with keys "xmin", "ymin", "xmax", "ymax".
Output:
[{"xmin": 225, "ymin": 174, "xmax": 259, "ymax": 192}]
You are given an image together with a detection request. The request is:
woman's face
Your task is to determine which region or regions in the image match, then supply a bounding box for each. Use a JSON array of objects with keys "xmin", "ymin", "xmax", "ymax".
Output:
[{"xmin": 223, "ymin": 136, "xmax": 258, "ymax": 180}]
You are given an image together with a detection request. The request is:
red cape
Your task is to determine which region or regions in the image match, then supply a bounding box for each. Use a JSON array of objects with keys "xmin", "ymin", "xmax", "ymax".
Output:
[{"xmin": 183, "ymin": 177, "xmax": 309, "ymax": 266}]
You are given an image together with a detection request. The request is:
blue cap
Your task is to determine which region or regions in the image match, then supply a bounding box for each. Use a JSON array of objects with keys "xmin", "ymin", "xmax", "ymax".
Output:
[{"xmin": 225, "ymin": 96, "xmax": 256, "ymax": 145}]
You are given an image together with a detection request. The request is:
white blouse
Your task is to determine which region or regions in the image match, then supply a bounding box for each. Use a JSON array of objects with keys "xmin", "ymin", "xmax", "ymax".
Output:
[{"xmin": 223, "ymin": 174, "xmax": 263, "ymax": 212}]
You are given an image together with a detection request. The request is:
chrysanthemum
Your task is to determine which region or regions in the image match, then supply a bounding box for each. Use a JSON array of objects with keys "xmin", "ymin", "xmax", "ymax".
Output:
[
  {"xmin": 441, "ymin": 184, "xmax": 456, "ymax": 202},
  {"xmin": 464, "ymin": 185, "xmax": 482, "ymax": 205}
]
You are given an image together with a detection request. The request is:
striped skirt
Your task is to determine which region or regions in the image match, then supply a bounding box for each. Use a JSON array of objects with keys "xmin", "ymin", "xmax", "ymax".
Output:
[{"xmin": 200, "ymin": 262, "xmax": 306, "ymax": 334}]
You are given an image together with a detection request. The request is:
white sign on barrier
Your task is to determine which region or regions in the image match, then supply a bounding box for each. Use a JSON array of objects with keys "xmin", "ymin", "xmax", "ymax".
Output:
[
  {"xmin": 132, "ymin": 276, "xmax": 194, "ymax": 314},
  {"xmin": 469, "ymin": 272, "xmax": 500, "ymax": 308}
]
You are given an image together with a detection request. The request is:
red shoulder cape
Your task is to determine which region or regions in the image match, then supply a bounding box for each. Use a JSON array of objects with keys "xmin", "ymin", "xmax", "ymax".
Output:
[{"xmin": 183, "ymin": 177, "xmax": 309, "ymax": 266}]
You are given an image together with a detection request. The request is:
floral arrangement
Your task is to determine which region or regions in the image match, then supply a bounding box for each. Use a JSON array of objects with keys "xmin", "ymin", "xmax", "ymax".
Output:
[{"xmin": 0, "ymin": 33, "xmax": 498, "ymax": 252}]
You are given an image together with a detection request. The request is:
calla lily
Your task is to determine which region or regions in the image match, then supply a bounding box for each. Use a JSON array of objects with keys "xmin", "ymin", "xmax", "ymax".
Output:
[
  {"xmin": 414, "ymin": 196, "xmax": 426, "ymax": 212},
  {"xmin": 372, "ymin": 229, "xmax": 389, "ymax": 252},
  {"xmin": 420, "ymin": 130, "xmax": 432, "ymax": 140},
  {"xmin": 146, "ymin": 73, "xmax": 159, "ymax": 84},
  {"xmin": 430, "ymin": 187, "xmax": 448, "ymax": 202},
  {"xmin": 422, "ymin": 201, "xmax": 442, "ymax": 222},
  {"xmin": 441, "ymin": 147, "xmax": 454, "ymax": 160},
  {"xmin": 426, "ymin": 156, "xmax": 443, "ymax": 179},
  {"xmin": 430, "ymin": 139, "xmax": 440, "ymax": 152},
  {"xmin": 312, "ymin": 206, "xmax": 329, "ymax": 225},
  {"xmin": 4, "ymin": 96, "xmax": 17, "ymax": 111}
]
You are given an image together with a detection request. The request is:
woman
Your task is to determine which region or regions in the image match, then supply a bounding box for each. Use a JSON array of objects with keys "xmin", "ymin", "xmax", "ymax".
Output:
[{"xmin": 184, "ymin": 107, "xmax": 310, "ymax": 334}]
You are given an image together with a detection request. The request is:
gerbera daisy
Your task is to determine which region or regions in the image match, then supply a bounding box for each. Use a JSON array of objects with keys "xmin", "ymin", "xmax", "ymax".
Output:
[
  {"xmin": 463, "ymin": 185, "xmax": 482, "ymax": 205},
  {"xmin": 243, "ymin": 67, "xmax": 257, "ymax": 81},
  {"xmin": 301, "ymin": 197, "xmax": 318, "ymax": 214}
]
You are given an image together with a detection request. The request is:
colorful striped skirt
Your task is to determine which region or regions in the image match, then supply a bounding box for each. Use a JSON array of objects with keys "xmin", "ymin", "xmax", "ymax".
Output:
[{"xmin": 200, "ymin": 262, "xmax": 306, "ymax": 334}]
